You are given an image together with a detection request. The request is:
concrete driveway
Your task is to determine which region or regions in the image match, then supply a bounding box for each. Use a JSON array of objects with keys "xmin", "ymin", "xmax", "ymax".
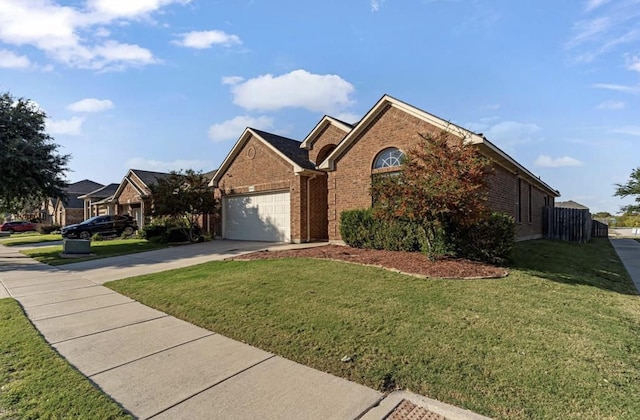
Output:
[{"xmin": 59, "ymin": 239, "xmax": 278, "ymax": 283}]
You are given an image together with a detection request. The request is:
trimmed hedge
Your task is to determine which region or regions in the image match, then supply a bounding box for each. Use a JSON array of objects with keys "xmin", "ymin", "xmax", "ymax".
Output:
[
  {"xmin": 37, "ymin": 224, "xmax": 61, "ymax": 234},
  {"xmin": 448, "ymin": 212, "xmax": 516, "ymax": 264},
  {"xmin": 340, "ymin": 209, "xmax": 514, "ymax": 264}
]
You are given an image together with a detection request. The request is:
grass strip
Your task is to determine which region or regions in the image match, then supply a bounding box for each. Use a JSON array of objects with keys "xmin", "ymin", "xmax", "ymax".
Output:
[
  {"xmin": 0, "ymin": 299, "xmax": 131, "ymax": 419},
  {"xmin": 21, "ymin": 238, "xmax": 166, "ymax": 265},
  {"xmin": 106, "ymin": 239, "xmax": 640, "ymax": 419},
  {"xmin": 0, "ymin": 234, "xmax": 62, "ymax": 246}
]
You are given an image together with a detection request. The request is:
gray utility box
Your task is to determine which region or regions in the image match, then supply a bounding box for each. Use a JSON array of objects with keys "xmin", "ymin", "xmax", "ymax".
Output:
[{"xmin": 63, "ymin": 239, "xmax": 91, "ymax": 254}]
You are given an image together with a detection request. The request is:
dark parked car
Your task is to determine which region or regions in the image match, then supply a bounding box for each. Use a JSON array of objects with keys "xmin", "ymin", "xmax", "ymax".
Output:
[
  {"xmin": 0, "ymin": 221, "xmax": 37, "ymax": 234},
  {"xmin": 61, "ymin": 215, "xmax": 138, "ymax": 240}
]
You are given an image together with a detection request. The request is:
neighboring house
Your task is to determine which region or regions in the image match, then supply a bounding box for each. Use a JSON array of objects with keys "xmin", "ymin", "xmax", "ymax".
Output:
[
  {"xmin": 111, "ymin": 169, "xmax": 172, "ymax": 229},
  {"xmin": 211, "ymin": 94, "xmax": 560, "ymax": 243},
  {"xmin": 110, "ymin": 168, "xmax": 218, "ymax": 233},
  {"xmin": 79, "ymin": 183, "xmax": 119, "ymax": 219},
  {"xmin": 45, "ymin": 179, "xmax": 104, "ymax": 226},
  {"xmin": 555, "ymin": 200, "xmax": 589, "ymax": 210}
]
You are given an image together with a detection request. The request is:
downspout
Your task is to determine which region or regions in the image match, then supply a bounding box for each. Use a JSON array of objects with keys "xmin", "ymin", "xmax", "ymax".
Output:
[{"xmin": 306, "ymin": 174, "xmax": 317, "ymax": 243}]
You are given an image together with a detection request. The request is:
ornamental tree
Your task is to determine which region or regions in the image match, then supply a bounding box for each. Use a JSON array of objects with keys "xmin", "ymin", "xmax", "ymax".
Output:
[
  {"xmin": 0, "ymin": 92, "xmax": 69, "ymax": 213},
  {"xmin": 371, "ymin": 130, "xmax": 494, "ymax": 257},
  {"xmin": 147, "ymin": 169, "xmax": 217, "ymax": 241},
  {"xmin": 615, "ymin": 167, "xmax": 640, "ymax": 214}
]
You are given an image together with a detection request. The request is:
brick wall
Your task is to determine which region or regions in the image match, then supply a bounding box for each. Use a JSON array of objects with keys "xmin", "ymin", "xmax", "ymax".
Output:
[
  {"xmin": 327, "ymin": 104, "xmax": 548, "ymax": 241},
  {"xmin": 327, "ymin": 105, "xmax": 442, "ymax": 240},
  {"xmin": 63, "ymin": 208, "xmax": 84, "ymax": 225},
  {"xmin": 117, "ymin": 182, "xmax": 142, "ymax": 205},
  {"xmin": 308, "ymin": 124, "xmax": 348, "ymax": 165}
]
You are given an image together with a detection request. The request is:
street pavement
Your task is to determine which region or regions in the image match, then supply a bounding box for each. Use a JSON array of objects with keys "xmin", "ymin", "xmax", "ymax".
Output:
[
  {"xmin": 610, "ymin": 238, "xmax": 640, "ymax": 293},
  {"xmin": 0, "ymin": 239, "xmax": 492, "ymax": 419}
]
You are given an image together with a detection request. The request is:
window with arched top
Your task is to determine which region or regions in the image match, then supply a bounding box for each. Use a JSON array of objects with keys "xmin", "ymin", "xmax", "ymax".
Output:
[{"xmin": 373, "ymin": 148, "xmax": 404, "ymax": 169}]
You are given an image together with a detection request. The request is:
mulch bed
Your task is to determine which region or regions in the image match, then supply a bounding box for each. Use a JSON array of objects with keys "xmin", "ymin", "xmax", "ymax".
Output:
[{"xmin": 232, "ymin": 245, "xmax": 508, "ymax": 279}]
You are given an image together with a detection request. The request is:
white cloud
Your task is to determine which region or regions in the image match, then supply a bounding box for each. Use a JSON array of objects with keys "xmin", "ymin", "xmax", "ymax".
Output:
[
  {"xmin": 482, "ymin": 121, "xmax": 542, "ymax": 146},
  {"xmin": 86, "ymin": 0, "xmax": 191, "ymax": 20},
  {"xmin": 611, "ymin": 126, "xmax": 640, "ymax": 136},
  {"xmin": 625, "ymin": 54, "xmax": 640, "ymax": 73},
  {"xmin": 371, "ymin": 0, "xmax": 385, "ymax": 12},
  {"xmin": 592, "ymin": 83, "xmax": 640, "ymax": 94},
  {"xmin": 230, "ymin": 69, "xmax": 355, "ymax": 113},
  {"xmin": 208, "ymin": 115, "xmax": 274, "ymax": 142},
  {"xmin": 125, "ymin": 157, "xmax": 213, "ymax": 173},
  {"xmin": 46, "ymin": 116, "xmax": 84, "ymax": 136},
  {"xmin": 173, "ymin": 30, "xmax": 241, "ymax": 49},
  {"xmin": 596, "ymin": 99, "xmax": 625, "ymax": 109},
  {"xmin": 0, "ymin": 49, "xmax": 30, "ymax": 68},
  {"xmin": 222, "ymin": 75, "xmax": 244, "ymax": 85},
  {"xmin": 0, "ymin": 0, "xmax": 188, "ymax": 70},
  {"xmin": 567, "ymin": 1, "xmax": 640, "ymax": 63},
  {"xmin": 534, "ymin": 155, "xmax": 584, "ymax": 168},
  {"xmin": 585, "ymin": 0, "xmax": 612, "ymax": 12},
  {"xmin": 334, "ymin": 112, "xmax": 360, "ymax": 125},
  {"xmin": 67, "ymin": 98, "xmax": 114, "ymax": 112}
]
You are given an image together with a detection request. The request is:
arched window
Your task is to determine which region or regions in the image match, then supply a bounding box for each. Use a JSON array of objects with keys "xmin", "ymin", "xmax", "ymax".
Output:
[{"xmin": 373, "ymin": 148, "xmax": 404, "ymax": 169}]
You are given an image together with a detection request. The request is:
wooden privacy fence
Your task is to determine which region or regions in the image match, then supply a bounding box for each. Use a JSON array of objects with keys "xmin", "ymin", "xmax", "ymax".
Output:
[
  {"xmin": 591, "ymin": 220, "xmax": 609, "ymax": 238},
  {"xmin": 544, "ymin": 207, "xmax": 592, "ymax": 243}
]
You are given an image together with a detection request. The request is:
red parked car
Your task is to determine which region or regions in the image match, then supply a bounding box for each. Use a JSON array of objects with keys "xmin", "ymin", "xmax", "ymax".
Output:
[{"xmin": 0, "ymin": 221, "xmax": 37, "ymax": 234}]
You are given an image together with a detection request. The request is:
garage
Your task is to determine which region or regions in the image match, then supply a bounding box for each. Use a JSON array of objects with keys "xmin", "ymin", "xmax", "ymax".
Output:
[{"xmin": 222, "ymin": 191, "xmax": 291, "ymax": 242}]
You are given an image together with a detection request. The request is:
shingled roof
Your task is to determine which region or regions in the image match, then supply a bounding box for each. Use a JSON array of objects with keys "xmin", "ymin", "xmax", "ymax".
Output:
[
  {"xmin": 66, "ymin": 179, "xmax": 104, "ymax": 194},
  {"xmin": 79, "ymin": 183, "xmax": 119, "ymax": 200},
  {"xmin": 130, "ymin": 169, "xmax": 172, "ymax": 187},
  {"xmin": 251, "ymin": 129, "xmax": 316, "ymax": 170}
]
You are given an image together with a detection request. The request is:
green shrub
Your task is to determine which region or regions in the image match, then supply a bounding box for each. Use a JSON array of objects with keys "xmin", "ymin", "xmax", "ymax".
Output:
[
  {"xmin": 166, "ymin": 226, "xmax": 190, "ymax": 243},
  {"xmin": 141, "ymin": 224, "xmax": 165, "ymax": 240},
  {"xmin": 37, "ymin": 224, "xmax": 61, "ymax": 234},
  {"xmin": 91, "ymin": 233, "xmax": 104, "ymax": 241},
  {"xmin": 448, "ymin": 212, "xmax": 515, "ymax": 264},
  {"xmin": 340, "ymin": 209, "xmax": 450, "ymax": 259}
]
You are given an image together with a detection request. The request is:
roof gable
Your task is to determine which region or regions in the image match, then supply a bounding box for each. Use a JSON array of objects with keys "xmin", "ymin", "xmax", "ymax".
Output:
[
  {"xmin": 318, "ymin": 94, "xmax": 559, "ymax": 197},
  {"xmin": 210, "ymin": 128, "xmax": 319, "ymax": 187},
  {"xmin": 112, "ymin": 169, "xmax": 164, "ymax": 201},
  {"xmin": 300, "ymin": 116, "xmax": 353, "ymax": 150}
]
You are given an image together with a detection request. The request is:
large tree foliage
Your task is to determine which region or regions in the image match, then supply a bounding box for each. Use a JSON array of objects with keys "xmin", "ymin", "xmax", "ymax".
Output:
[
  {"xmin": 0, "ymin": 92, "xmax": 69, "ymax": 213},
  {"xmin": 614, "ymin": 167, "xmax": 640, "ymax": 214},
  {"xmin": 147, "ymin": 169, "xmax": 217, "ymax": 241},
  {"xmin": 371, "ymin": 130, "xmax": 494, "ymax": 256}
]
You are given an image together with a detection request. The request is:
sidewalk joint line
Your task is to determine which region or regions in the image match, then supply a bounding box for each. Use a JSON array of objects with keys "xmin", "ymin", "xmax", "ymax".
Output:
[
  {"xmin": 31, "ymin": 300, "xmax": 137, "ymax": 321},
  {"xmin": 19, "ymin": 289, "xmax": 117, "ymax": 308},
  {"xmin": 146, "ymin": 354, "xmax": 277, "ymax": 419},
  {"xmin": 89, "ymin": 332, "xmax": 217, "ymax": 377},
  {"xmin": 49, "ymin": 315, "xmax": 169, "ymax": 345}
]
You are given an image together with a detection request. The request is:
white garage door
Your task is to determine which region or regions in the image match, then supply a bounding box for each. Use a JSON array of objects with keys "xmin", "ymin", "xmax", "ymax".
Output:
[{"xmin": 223, "ymin": 192, "xmax": 290, "ymax": 242}]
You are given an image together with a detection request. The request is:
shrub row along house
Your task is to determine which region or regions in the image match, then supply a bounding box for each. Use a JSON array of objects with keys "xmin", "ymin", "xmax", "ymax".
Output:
[{"xmin": 210, "ymin": 94, "xmax": 559, "ymax": 243}]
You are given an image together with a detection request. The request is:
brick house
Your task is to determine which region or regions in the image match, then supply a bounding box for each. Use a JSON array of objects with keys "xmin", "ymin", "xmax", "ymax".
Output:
[
  {"xmin": 43, "ymin": 179, "xmax": 104, "ymax": 226},
  {"xmin": 211, "ymin": 95, "xmax": 559, "ymax": 243},
  {"xmin": 111, "ymin": 169, "xmax": 172, "ymax": 229},
  {"xmin": 111, "ymin": 168, "xmax": 218, "ymax": 233},
  {"xmin": 79, "ymin": 183, "xmax": 119, "ymax": 219}
]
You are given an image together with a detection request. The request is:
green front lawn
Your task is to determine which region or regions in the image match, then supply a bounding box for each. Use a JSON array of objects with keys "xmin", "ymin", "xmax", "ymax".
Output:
[
  {"xmin": 0, "ymin": 299, "xmax": 131, "ymax": 419},
  {"xmin": 22, "ymin": 238, "xmax": 167, "ymax": 265},
  {"xmin": 106, "ymin": 239, "xmax": 640, "ymax": 419},
  {"xmin": 0, "ymin": 233, "xmax": 62, "ymax": 246}
]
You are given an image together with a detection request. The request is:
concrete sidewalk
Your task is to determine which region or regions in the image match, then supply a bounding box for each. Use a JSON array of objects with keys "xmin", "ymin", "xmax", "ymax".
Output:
[
  {"xmin": 0, "ymin": 241, "xmax": 489, "ymax": 420},
  {"xmin": 610, "ymin": 238, "xmax": 640, "ymax": 293}
]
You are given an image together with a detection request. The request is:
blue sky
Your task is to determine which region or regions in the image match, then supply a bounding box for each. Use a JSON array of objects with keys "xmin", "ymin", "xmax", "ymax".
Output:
[{"xmin": 1, "ymin": 0, "xmax": 638, "ymax": 214}]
